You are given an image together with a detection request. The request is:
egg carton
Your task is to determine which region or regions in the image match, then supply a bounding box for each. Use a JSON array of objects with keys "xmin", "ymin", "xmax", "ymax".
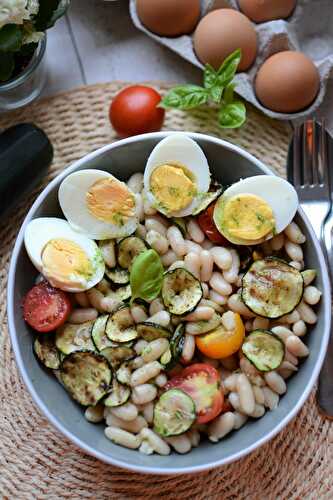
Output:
[{"xmin": 129, "ymin": 0, "xmax": 333, "ymax": 121}]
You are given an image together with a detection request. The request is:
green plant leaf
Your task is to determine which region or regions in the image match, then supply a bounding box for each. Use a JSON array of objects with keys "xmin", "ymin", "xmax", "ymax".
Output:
[
  {"xmin": 216, "ymin": 49, "xmax": 242, "ymax": 88},
  {"xmin": 218, "ymin": 100, "xmax": 246, "ymax": 129},
  {"xmin": 160, "ymin": 85, "xmax": 208, "ymax": 110},
  {"xmin": 223, "ymin": 83, "xmax": 236, "ymax": 104},
  {"xmin": 209, "ymin": 85, "xmax": 223, "ymax": 104},
  {"xmin": 0, "ymin": 25, "xmax": 23, "ymax": 53},
  {"xmin": 130, "ymin": 249, "xmax": 164, "ymax": 304},
  {"xmin": 0, "ymin": 52, "xmax": 15, "ymax": 81},
  {"xmin": 34, "ymin": 0, "xmax": 70, "ymax": 31},
  {"xmin": 203, "ymin": 64, "xmax": 218, "ymax": 89}
]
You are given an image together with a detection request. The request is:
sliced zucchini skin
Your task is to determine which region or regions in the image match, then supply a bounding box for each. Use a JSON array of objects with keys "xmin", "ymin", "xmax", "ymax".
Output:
[
  {"xmin": 117, "ymin": 236, "xmax": 147, "ymax": 269},
  {"xmin": 163, "ymin": 323, "xmax": 185, "ymax": 370},
  {"xmin": 162, "ymin": 268, "xmax": 203, "ymax": 316},
  {"xmin": 91, "ymin": 314, "xmax": 113, "ymax": 351},
  {"xmin": 106, "ymin": 306, "xmax": 138, "ymax": 343},
  {"xmin": 104, "ymin": 379, "xmax": 131, "ymax": 407},
  {"xmin": 242, "ymin": 329, "xmax": 285, "ymax": 372},
  {"xmin": 56, "ymin": 321, "xmax": 95, "ymax": 355},
  {"xmin": 113, "ymin": 284, "xmax": 131, "ymax": 302},
  {"xmin": 60, "ymin": 350, "xmax": 112, "ymax": 406},
  {"xmin": 241, "ymin": 257, "xmax": 304, "ymax": 319},
  {"xmin": 105, "ymin": 266, "xmax": 130, "ymax": 285},
  {"xmin": 137, "ymin": 322, "xmax": 172, "ymax": 341},
  {"xmin": 153, "ymin": 389, "xmax": 196, "ymax": 437},
  {"xmin": 101, "ymin": 345, "xmax": 135, "ymax": 368},
  {"xmin": 34, "ymin": 335, "xmax": 60, "ymax": 370}
]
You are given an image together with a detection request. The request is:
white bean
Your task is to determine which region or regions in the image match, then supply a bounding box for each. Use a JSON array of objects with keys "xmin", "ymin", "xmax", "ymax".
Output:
[
  {"xmin": 188, "ymin": 218, "xmax": 205, "ymax": 243},
  {"xmin": 264, "ymin": 371, "xmax": 287, "ymax": 395},
  {"xmin": 296, "ymin": 301, "xmax": 317, "ymax": 324},
  {"xmin": 110, "ymin": 402, "xmax": 138, "ymax": 421},
  {"xmin": 140, "ymin": 402, "xmax": 154, "ymax": 424},
  {"xmin": 289, "ymin": 261, "xmax": 303, "ymax": 271},
  {"xmin": 253, "ymin": 386, "xmax": 265, "ymax": 405},
  {"xmin": 210, "ymin": 247, "xmax": 233, "ymax": 271},
  {"xmin": 237, "ymin": 374, "xmax": 255, "ymax": 415},
  {"xmin": 167, "ymin": 226, "xmax": 186, "ymax": 257},
  {"xmin": 147, "ymin": 311, "xmax": 170, "ymax": 327},
  {"xmin": 199, "ymin": 298, "xmax": 224, "ymax": 313},
  {"xmin": 210, "ymin": 272, "xmax": 233, "ymax": 296},
  {"xmin": 303, "ymin": 286, "xmax": 322, "ymax": 306},
  {"xmin": 233, "ymin": 412, "xmax": 248, "ymax": 429},
  {"xmin": 250, "ymin": 404, "xmax": 265, "ymax": 418},
  {"xmin": 228, "ymin": 294, "xmax": 255, "ymax": 318},
  {"xmin": 284, "ymin": 222, "xmax": 306, "ymax": 244},
  {"xmin": 136, "ymin": 223, "xmax": 147, "ymax": 239},
  {"xmin": 270, "ymin": 233, "xmax": 285, "ymax": 251},
  {"xmin": 278, "ymin": 367, "xmax": 296, "ymax": 380},
  {"xmin": 262, "ymin": 387, "xmax": 279, "ymax": 410},
  {"xmin": 184, "ymin": 252, "xmax": 201, "ymax": 279},
  {"xmin": 155, "ymin": 373, "xmax": 167, "ymax": 387},
  {"xmin": 228, "ymin": 392, "xmax": 243, "ymax": 413},
  {"xmin": 132, "ymin": 384, "xmax": 157, "ymax": 405},
  {"xmin": 135, "ymin": 193, "xmax": 144, "ymax": 221},
  {"xmin": 208, "ymin": 412, "xmax": 235, "ymax": 442},
  {"xmin": 280, "ymin": 310, "xmax": 300, "ymax": 325},
  {"xmin": 131, "ymin": 361, "xmax": 162, "ymax": 386},
  {"xmin": 105, "ymin": 427, "xmax": 141, "ymax": 449},
  {"xmin": 200, "ymin": 250, "xmax": 214, "ymax": 282},
  {"xmin": 184, "ymin": 240, "xmax": 202, "ymax": 255},
  {"xmin": 131, "ymin": 356, "xmax": 144, "ymax": 369},
  {"xmin": 185, "ymin": 313, "xmax": 221, "ymax": 335},
  {"xmin": 99, "ymin": 240, "xmax": 116, "ymax": 268},
  {"xmin": 187, "ymin": 429, "xmax": 200, "ymax": 447},
  {"xmin": 271, "ymin": 325, "xmax": 293, "ymax": 344},
  {"xmin": 140, "ymin": 428, "xmax": 170, "ymax": 456},
  {"xmin": 245, "ymin": 320, "xmax": 253, "ymax": 332},
  {"xmin": 161, "ymin": 250, "xmax": 178, "ymax": 267},
  {"xmin": 74, "ymin": 292, "xmax": 90, "ymax": 308},
  {"xmin": 292, "ymin": 320, "xmax": 307, "ymax": 337},
  {"xmin": 209, "ymin": 289, "xmax": 228, "ymax": 305},
  {"xmin": 184, "ymin": 306, "xmax": 214, "ymax": 322},
  {"xmin": 106, "ymin": 414, "xmax": 147, "ymax": 433},
  {"xmin": 149, "ymin": 298, "xmax": 164, "ymax": 316},
  {"xmin": 100, "ymin": 296, "xmax": 122, "ymax": 313},
  {"xmin": 182, "ymin": 334, "xmax": 195, "ymax": 363},
  {"xmin": 84, "ymin": 404, "xmax": 104, "ymax": 423},
  {"xmin": 68, "ymin": 308, "xmax": 98, "ymax": 324},
  {"xmin": 146, "ymin": 230, "xmax": 169, "ymax": 255},
  {"xmin": 239, "ymin": 358, "xmax": 264, "ymax": 387},
  {"xmin": 96, "ymin": 278, "xmax": 112, "ymax": 295},
  {"xmin": 302, "ymin": 269, "xmax": 317, "ymax": 286},
  {"xmin": 127, "ymin": 172, "xmax": 144, "ymax": 193},
  {"xmin": 139, "ymin": 440, "xmax": 154, "ymax": 455},
  {"xmin": 221, "ymin": 311, "xmax": 236, "ymax": 331},
  {"xmin": 284, "ymin": 350, "xmax": 299, "ymax": 366},
  {"xmin": 134, "ymin": 339, "xmax": 148, "ymax": 355},
  {"xmin": 131, "ymin": 305, "xmax": 148, "ymax": 324},
  {"xmin": 286, "ymin": 335, "xmax": 309, "ymax": 358},
  {"xmin": 145, "ymin": 217, "xmax": 167, "ymax": 236},
  {"xmin": 285, "ymin": 240, "xmax": 303, "ymax": 262},
  {"xmin": 278, "ymin": 360, "xmax": 298, "ymax": 374},
  {"xmin": 143, "ymin": 197, "xmax": 157, "ymax": 215},
  {"xmin": 168, "ymin": 260, "xmax": 185, "ymax": 271},
  {"xmin": 224, "ymin": 373, "xmax": 239, "ymax": 393},
  {"xmin": 252, "ymin": 317, "xmax": 270, "ymax": 330},
  {"xmin": 223, "ymin": 249, "xmax": 240, "ymax": 284},
  {"xmin": 202, "ymin": 239, "xmax": 213, "ymax": 250},
  {"xmin": 141, "ymin": 338, "xmax": 169, "ymax": 363},
  {"xmin": 166, "ymin": 434, "xmax": 192, "ymax": 453},
  {"xmin": 87, "ymin": 288, "xmax": 105, "ymax": 312},
  {"xmin": 202, "ymin": 282, "xmax": 209, "ymax": 298}
]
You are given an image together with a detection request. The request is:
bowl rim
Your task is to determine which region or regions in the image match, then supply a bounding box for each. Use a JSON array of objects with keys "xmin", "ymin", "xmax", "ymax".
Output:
[{"xmin": 7, "ymin": 131, "xmax": 331, "ymax": 475}]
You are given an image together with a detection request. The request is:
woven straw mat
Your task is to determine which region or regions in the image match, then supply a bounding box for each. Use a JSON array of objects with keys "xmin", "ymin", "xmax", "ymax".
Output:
[{"xmin": 0, "ymin": 82, "xmax": 332, "ymax": 500}]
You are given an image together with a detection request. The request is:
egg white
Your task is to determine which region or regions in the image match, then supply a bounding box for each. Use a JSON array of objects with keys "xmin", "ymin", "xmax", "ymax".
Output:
[
  {"xmin": 24, "ymin": 217, "xmax": 105, "ymax": 292},
  {"xmin": 143, "ymin": 134, "xmax": 211, "ymax": 217},
  {"xmin": 58, "ymin": 169, "xmax": 138, "ymax": 240}
]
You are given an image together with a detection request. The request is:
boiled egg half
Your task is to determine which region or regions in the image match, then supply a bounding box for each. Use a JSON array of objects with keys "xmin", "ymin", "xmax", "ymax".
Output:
[
  {"xmin": 144, "ymin": 134, "xmax": 211, "ymax": 217},
  {"xmin": 59, "ymin": 169, "xmax": 138, "ymax": 240},
  {"xmin": 213, "ymin": 175, "xmax": 298, "ymax": 245},
  {"xmin": 24, "ymin": 218, "xmax": 105, "ymax": 292}
]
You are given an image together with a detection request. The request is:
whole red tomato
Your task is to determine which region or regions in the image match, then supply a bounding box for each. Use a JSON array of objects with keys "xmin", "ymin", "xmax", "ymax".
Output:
[{"xmin": 109, "ymin": 85, "xmax": 165, "ymax": 137}]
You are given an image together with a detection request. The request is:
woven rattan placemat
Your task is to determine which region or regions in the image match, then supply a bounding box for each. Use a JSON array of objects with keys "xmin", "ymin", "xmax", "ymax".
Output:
[{"xmin": 0, "ymin": 82, "xmax": 332, "ymax": 499}]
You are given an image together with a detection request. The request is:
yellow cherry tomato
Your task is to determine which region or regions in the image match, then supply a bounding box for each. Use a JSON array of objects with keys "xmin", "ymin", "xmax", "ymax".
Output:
[{"xmin": 195, "ymin": 313, "xmax": 245, "ymax": 359}]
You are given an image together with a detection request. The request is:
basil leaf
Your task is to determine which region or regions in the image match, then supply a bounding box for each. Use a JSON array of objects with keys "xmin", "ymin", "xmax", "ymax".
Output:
[
  {"xmin": 0, "ymin": 25, "xmax": 23, "ymax": 53},
  {"xmin": 130, "ymin": 249, "xmax": 164, "ymax": 304},
  {"xmin": 203, "ymin": 64, "xmax": 218, "ymax": 89},
  {"xmin": 160, "ymin": 85, "xmax": 208, "ymax": 110},
  {"xmin": 216, "ymin": 49, "xmax": 242, "ymax": 88},
  {"xmin": 209, "ymin": 85, "xmax": 223, "ymax": 104},
  {"xmin": 218, "ymin": 101, "xmax": 246, "ymax": 129},
  {"xmin": 223, "ymin": 83, "xmax": 236, "ymax": 104},
  {"xmin": 0, "ymin": 53, "xmax": 14, "ymax": 81}
]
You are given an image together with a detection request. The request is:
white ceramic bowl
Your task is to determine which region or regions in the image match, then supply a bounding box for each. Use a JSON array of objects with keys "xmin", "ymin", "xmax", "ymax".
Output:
[{"xmin": 7, "ymin": 132, "xmax": 331, "ymax": 475}]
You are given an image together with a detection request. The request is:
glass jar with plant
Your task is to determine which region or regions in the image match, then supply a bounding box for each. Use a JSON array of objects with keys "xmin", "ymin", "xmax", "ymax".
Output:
[{"xmin": 0, "ymin": 0, "xmax": 70, "ymax": 110}]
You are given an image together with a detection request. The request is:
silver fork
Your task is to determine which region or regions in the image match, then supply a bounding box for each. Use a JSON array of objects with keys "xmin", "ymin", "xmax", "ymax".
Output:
[{"xmin": 288, "ymin": 119, "xmax": 333, "ymax": 418}]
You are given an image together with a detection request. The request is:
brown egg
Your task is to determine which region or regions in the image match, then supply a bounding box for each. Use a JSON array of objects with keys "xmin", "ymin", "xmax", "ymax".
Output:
[
  {"xmin": 136, "ymin": 0, "xmax": 201, "ymax": 37},
  {"xmin": 193, "ymin": 9, "xmax": 257, "ymax": 71},
  {"xmin": 238, "ymin": 0, "xmax": 297, "ymax": 23},
  {"xmin": 255, "ymin": 51, "xmax": 320, "ymax": 113}
]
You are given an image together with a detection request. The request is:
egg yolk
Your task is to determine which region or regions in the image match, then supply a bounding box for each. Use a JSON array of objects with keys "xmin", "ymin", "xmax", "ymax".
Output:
[
  {"xmin": 41, "ymin": 239, "xmax": 93, "ymax": 286},
  {"xmin": 150, "ymin": 164, "xmax": 197, "ymax": 213},
  {"xmin": 222, "ymin": 193, "xmax": 275, "ymax": 241},
  {"xmin": 86, "ymin": 178, "xmax": 135, "ymax": 225}
]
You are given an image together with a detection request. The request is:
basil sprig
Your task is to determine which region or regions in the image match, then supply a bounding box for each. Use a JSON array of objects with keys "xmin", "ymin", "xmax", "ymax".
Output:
[
  {"xmin": 130, "ymin": 249, "xmax": 164, "ymax": 304},
  {"xmin": 160, "ymin": 49, "xmax": 246, "ymax": 129}
]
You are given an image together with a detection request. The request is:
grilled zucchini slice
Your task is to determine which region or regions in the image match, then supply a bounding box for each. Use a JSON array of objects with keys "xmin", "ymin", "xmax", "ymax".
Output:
[
  {"xmin": 242, "ymin": 330, "xmax": 285, "ymax": 372},
  {"xmin": 137, "ymin": 322, "xmax": 172, "ymax": 341},
  {"xmin": 162, "ymin": 323, "xmax": 185, "ymax": 370},
  {"xmin": 104, "ymin": 378, "xmax": 131, "ymax": 407},
  {"xmin": 116, "ymin": 362, "xmax": 132, "ymax": 385},
  {"xmin": 162, "ymin": 268, "xmax": 203, "ymax": 315},
  {"xmin": 105, "ymin": 266, "xmax": 130, "ymax": 284},
  {"xmin": 242, "ymin": 257, "xmax": 304, "ymax": 319},
  {"xmin": 60, "ymin": 351, "xmax": 112, "ymax": 406},
  {"xmin": 91, "ymin": 314, "xmax": 113, "ymax": 351},
  {"xmin": 113, "ymin": 284, "xmax": 131, "ymax": 302},
  {"xmin": 153, "ymin": 389, "xmax": 196, "ymax": 437},
  {"xmin": 106, "ymin": 306, "xmax": 138, "ymax": 343},
  {"xmin": 56, "ymin": 321, "xmax": 95, "ymax": 355},
  {"xmin": 101, "ymin": 345, "xmax": 135, "ymax": 368},
  {"xmin": 34, "ymin": 335, "xmax": 60, "ymax": 370},
  {"xmin": 117, "ymin": 236, "xmax": 147, "ymax": 269}
]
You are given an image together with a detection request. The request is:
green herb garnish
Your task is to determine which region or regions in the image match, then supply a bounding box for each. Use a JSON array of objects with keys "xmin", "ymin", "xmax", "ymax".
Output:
[{"xmin": 130, "ymin": 249, "xmax": 164, "ymax": 304}]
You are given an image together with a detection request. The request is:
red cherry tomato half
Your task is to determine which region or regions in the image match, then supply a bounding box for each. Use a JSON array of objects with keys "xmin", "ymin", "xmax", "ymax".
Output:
[
  {"xmin": 109, "ymin": 85, "xmax": 165, "ymax": 137},
  {"xmin": 165, "ymin": 363, "xmax": 224, "ymax": 424},
  {"xmin": 197, "ymin": 202, "xmax": 228, "ymax": 245},
  {"xmin": 23, "ymin": 281, "xmax": 72, "ymax": 333}
]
